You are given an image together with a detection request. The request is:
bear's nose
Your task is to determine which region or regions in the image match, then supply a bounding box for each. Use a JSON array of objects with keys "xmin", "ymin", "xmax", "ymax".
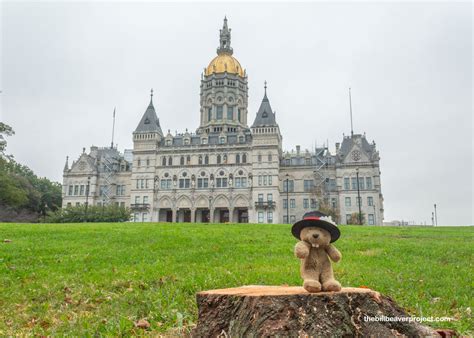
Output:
[{"xmin": 312, "ymin": 234, "xmax": 319, "ymax": 239}]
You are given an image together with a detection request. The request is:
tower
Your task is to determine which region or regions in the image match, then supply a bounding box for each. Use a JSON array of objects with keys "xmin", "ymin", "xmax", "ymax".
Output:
[
  {"xmin": 131, "ymin": 89, "xmax": 163, "ymax": 221},
  {"xmin": 250, "ymin": 82, "xmax": 282, "ymax": 224},
  {"xmin": 198, "ymin": 17, "xmax": 249, "ymax": 134}
]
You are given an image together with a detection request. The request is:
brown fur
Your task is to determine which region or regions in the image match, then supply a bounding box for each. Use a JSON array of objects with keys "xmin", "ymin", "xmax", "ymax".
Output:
[{"xmin": 294, "ymin": 227, "xmax": 342, "ymax": 293}]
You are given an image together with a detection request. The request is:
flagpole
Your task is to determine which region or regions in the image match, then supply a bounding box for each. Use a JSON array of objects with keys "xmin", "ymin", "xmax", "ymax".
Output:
[{"xmin": 111, "ymin": 107, "xmax": 116, "ymax": 149}]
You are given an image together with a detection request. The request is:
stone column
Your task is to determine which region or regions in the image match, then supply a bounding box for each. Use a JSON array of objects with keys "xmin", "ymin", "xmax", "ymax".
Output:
[
  {"xmin": 229, "ymin": 208, "xmax": 234, "ymax": 223},
  {"xmin": 172, "ymin": 208, "xmax": 177, "ymax": 223},
  {"xmin": 155, "ymin": 208, "xmax": 160, "ymax": 222},
  {"xmin": 210, "ymin": 208, "xmax": 215, "ymax": 223},
  {"xmin": 191, "ymin": 208, "xmax": 196, "ymax": 223}
]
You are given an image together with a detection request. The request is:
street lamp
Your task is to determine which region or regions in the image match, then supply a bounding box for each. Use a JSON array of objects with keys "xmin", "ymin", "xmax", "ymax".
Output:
[
  {"xmin": 85, "ymin": 176, "xmax": 91, "ymax": 222},
  {"xmin": 285, "ymin": 173, "xmax": 290, "ymax": 224},
  {"xmin": 356, "ymin": 168, "xmax": 362, "ymax": 225},
  {"xmin": 373, "ymin": 204, "xmax": 376, "ymax": 225},
  {"xmin": 434, "ymin": 203, "xmax": 438, "ymax": 226},
  {"xmin": 431, "ymin": 212, "xmax": 434, "ymax": 226}
]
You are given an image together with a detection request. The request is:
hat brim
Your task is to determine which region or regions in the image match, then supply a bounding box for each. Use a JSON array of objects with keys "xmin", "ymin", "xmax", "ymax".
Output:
[{"xmin": 291, "ymin": 219, "xmax": 340, "ymax": 243}]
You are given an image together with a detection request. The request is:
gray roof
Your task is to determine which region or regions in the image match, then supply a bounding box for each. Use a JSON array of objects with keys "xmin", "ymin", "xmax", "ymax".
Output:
[
  {"xmin": 134, "ymin": 99, "xmax": 163, "ymax": 135},
  {"xmin": 159, "ymin": 131, "xmax": 252, "ymax": 147},
  {"xmin": 339, "ymin": 134, "xmax": 374, "ymax": 155},
  {"xmin": 252, "ymin": 92, "xmax": 277, "ymax": 127}
]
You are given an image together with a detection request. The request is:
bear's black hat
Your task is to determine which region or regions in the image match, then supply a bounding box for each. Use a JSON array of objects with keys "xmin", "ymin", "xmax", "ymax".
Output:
[{"xmin": 291, "ymin": 211, "xmax": 340, "ymax": 243}]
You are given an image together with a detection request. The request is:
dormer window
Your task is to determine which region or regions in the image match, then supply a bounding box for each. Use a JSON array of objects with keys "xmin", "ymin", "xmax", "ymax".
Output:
[
  {"xmin": 184, "ymin": 138, "xmax": 190, "ymax": 145},
  {"xmin": 219, "ymin": 137, "xmax": 225, "ymax": 144},
  {"xmin": 166, "ymin": 139, "xmax": 172, "ymax": 146},
  {"xmin": 262, "ymin": 111, "xmax": 268, "ymax": 118},
  {"xmin": 144, "ymin": 118, "xmax": 150, "ymax": 124}
]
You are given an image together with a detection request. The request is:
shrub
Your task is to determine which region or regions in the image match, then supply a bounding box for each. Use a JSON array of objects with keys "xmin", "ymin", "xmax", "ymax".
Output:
[{"xmin": 44, "ymin": 205, "xmax": 131, "ymax": 223}]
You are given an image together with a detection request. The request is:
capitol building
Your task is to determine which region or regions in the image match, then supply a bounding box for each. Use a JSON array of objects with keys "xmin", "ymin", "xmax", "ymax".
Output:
[{"xmin": 62, "ymin": 18, "xmax": 384, "ymax": 225}]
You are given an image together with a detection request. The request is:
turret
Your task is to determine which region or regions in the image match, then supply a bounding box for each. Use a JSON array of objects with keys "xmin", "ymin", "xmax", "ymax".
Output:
[{"xmin": 133, "ymin": 89, "xmax": 164, "ymax": 141}]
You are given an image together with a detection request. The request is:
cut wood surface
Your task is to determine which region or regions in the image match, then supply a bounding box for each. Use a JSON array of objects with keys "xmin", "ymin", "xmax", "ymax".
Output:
[{"xmin": 193, "ymin": 285, "xmax": 441, "ymax": 337}]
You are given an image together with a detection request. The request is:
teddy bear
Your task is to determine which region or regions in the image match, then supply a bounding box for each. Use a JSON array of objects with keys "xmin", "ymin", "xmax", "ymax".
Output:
[{"xmin": 292, "ymin": 211, "xmax": 342, "ymax": 293}]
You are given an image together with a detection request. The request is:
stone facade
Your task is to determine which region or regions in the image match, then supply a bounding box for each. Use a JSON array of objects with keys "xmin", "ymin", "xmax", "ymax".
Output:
[{"xmin": 62, "ymin": 18, "xmax": 384, "ymax": 225}]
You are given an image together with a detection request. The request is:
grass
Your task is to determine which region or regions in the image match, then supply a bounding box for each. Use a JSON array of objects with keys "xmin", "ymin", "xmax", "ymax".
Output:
[{"xmin": 0, "ymin": 223, "xmax": 472, "ymax": 335}]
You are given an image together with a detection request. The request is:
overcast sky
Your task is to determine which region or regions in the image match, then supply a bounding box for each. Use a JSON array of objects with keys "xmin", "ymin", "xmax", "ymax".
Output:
[{"xmin": 1, "ymin": 1, "xmax": 472, "ymax": 225}]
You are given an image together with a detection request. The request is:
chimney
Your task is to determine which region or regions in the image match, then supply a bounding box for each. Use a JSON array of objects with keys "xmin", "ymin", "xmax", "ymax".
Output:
[
  {"xmin": 335, "ymin": 143, "xmax": 340, "ymax": 152},
  {"xmin": 296, "ymin": 145, "xmax": 301, "ymax": 155}
]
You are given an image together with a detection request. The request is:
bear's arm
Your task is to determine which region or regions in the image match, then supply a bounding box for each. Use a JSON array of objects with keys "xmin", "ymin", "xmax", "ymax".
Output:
[
  {"xmin": 325, "ymin": 244, "xmax": 342, "ymax": 262},
  {"xmin": 294, "ymin": 241, "xmax": 311, "ymax": 259}
]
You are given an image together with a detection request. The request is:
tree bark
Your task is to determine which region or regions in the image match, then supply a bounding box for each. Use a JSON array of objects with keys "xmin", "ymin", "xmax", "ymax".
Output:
[{"xmin": 192, "ymin": 286, "xmax": 440, "ymax": 337}]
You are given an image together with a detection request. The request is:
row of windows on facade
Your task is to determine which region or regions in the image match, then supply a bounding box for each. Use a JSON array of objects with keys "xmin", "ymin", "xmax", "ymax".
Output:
[
  {"xmin": 137, "ymin": 153, "xmax": 276, "ymax": 168},
  {"xmin": 66, "ymin": 201, "xmax": 126, "ymax": 208},
  {"xmin": 207, "ymin": 106, "xmax": 244, "ymax": 122},
  {"xmin": 257, "ymin": 211, "xmax": 274, "ymax": 224},
  {"xmin": 343, "ymin": 177, "xmax": 374, "ymax": 190},
  {"xmin": 133, "ymin": 196, "xmax": 149, "ymax": 205},
  {"xmin": 205, "ymin": 79, "xmax": 242, "ymax": 88},
  {"xmin": 158, "ymin": 153, "xmax": 250, "ymax": 167},
  {"xmin": 346, "ymin": 213, "xmax": 376, "ymax": 225},
  {"xmin": 282, "ymin": 198, "xmax": 319, "ymax": 209},
  {"xmin": 282, "ymin": 177, "xmax": 373, "ymax": 193},
  {"xmin": 164, "ymin": 134, "xmax": 247, "ymax": 146},
  {"xmin": 282, "ymin": 179, "xmax": 336, "ymax": 192},
  {"xmin": 158, "ymin": 176, "xmax": 248, "ymax": 190},
  {"xmin": 67, "ymin": 184, "xmax": 127, "ymax": 196},
  {"xmin": 344, "ymin": 196, "xmax": 375, "ymax": 207},
  {"xmin": 133, "ymin": 212, "xmax": 149, "ymax": 222}
]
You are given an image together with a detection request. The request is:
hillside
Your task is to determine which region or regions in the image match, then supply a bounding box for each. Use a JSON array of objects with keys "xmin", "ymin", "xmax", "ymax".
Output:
[{"xmin": 0, "ymin": 223, "xmax": 472, "ymax": 335}]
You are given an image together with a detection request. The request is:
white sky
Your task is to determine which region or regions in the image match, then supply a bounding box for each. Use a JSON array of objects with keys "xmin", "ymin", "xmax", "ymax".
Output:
[{"xmin": 1, "ymin": 1, "xmax": 472, "ymax": 225}]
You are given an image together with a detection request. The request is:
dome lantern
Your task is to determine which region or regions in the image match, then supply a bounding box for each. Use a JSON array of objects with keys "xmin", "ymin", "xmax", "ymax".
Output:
[{"xmin": 205, "ymin": 17, "xmax": 245, "ymax": 77}]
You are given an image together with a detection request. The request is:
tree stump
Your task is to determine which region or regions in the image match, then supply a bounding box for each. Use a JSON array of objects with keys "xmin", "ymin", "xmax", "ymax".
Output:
[{"xmin": 193, "ymin": 285, "xmax": 440, "ymax": 337}]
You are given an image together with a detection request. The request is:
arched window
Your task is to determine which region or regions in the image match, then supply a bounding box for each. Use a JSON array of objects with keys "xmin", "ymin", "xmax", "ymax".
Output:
[
  {"xmin": 236, "ymin": 154, "xmax": 241, "ymax": 164},
  {"xmin": 146, "ymin": 158, "xmax": 150, "ymax": 166},
  {"xmin": 186, "ymin": 155, "xmax": 191, "ymax": 164},
  {"xmin": 223, "ymin": 154, "xmax": 227, "ymax": 163},
  {"xmin": 168, "ymin": 156, "xmax": 173, "ymax": 166},
  {"xmin": 205, "ymin": 155, "xmax": 209, "ymax": 165},
  {"xmin": 180, "ymin": 156, "xmax": 185, "ymax": 165},
  {"xmin": 162, "ymin": 157, "xmax": 166, "ymax": 166},
  {"xmin": 268, "ymin": 153, "xmax": 272, "ymax": 162},
  {"xmin": 198, "ymin": 155, "xmax": 203, "ymax": 165},
  {"xmin": 137, "ymin": 158, "xmax": 141, "ymax": 167},
  {"xmin": 217, "ymin": 155, "xmax": 222, "ymax": 164},
  {"xmin": 242, "ymin": 153, "xmax": 247, "ymax": 163},
  {"xmin": 258, "ymin": 154, "xmax": 262, "ymax": 163}
]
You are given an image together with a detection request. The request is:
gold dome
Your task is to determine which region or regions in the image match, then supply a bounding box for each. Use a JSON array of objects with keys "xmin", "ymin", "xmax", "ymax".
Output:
[{"xmin": 205, "ymin": 54, "xmax": 245, "ymax": 77}]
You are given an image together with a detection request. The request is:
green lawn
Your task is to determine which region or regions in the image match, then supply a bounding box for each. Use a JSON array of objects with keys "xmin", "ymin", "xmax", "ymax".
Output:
[{"xmin": 0, "ymin": 223, "xmax": 472, "ymax": 335}]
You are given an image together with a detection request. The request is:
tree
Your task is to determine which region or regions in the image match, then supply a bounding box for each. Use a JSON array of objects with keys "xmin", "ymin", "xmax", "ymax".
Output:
[
  {"xmin": 0, "ymin": 122, "xmax": 14, "ymax": 155},
  {"xmin": 310, "ymin": 182, "xmax": 340, "ymax": 223},
  {"xmin": 348, "ymin": 212, "xmax": 366, "ymax": 225},
  {"xmin": 0, "ymin": 124, "xmax": 63, "ymax": 221},
  {"xmin": 44, "ymin": 205, "xmax": 131, "ymax": 223}
]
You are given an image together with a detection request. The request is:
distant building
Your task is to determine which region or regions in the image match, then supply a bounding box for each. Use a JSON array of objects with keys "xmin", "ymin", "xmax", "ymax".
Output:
[{"xmin": 62, "ymin": 18, "xmax": 384, "ymax": 225}]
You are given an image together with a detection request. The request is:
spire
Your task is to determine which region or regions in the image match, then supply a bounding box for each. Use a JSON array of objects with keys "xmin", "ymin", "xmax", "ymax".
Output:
[
  {"xmin": 111, "ymin": 107, "xmax": 116, "ymax": 149},
  {"xmin": 252, "ymin": 84, "xmax": 277, "ymax": 127},
  {"xmin": 134, "ymin": 90, "xmax": 163, "ymax": 136},
  {"xmin": 217, "ymin": 16, "xmax": 233, "ymax": 55},
  {"xmin": 64, "ymin": 156, "xmax": 69, "ymax": 171},
  {"xmin": 149, "ymin": 88, "xmax": 154, "ymax": 106},
  {"xmin": 349, "ymin": 87, "xmax": 354, "ymax": 137}
]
